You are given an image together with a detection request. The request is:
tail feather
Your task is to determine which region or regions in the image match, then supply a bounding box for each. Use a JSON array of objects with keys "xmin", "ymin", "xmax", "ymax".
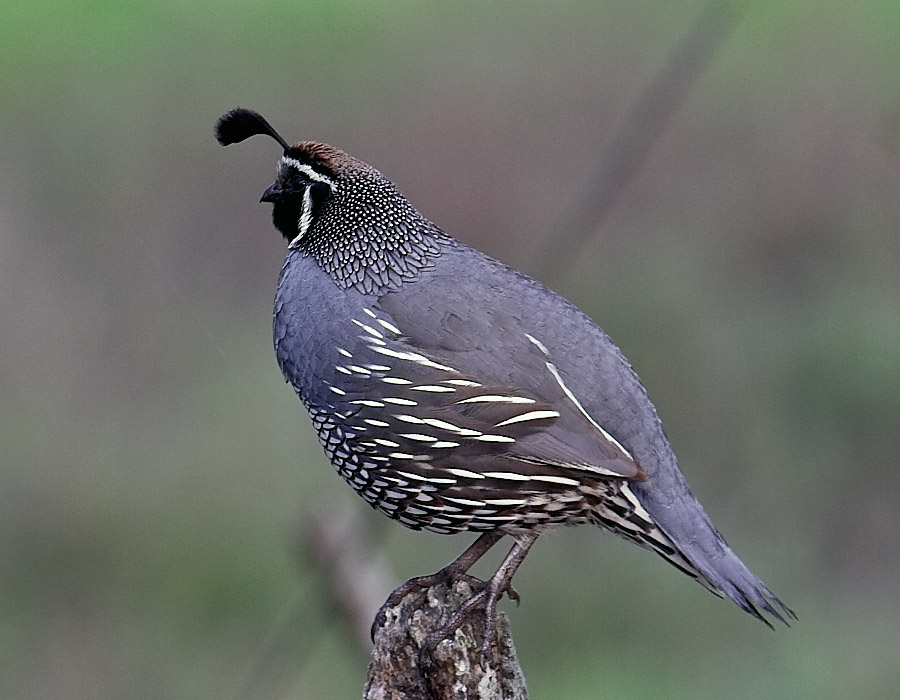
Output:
[
  {"xmin": 687, "ymin": 546, "xmax": 797, "ymax": 627},
  {"xmin": 595, "ymin": 482, "xmax": 796, "ymax": 626}
]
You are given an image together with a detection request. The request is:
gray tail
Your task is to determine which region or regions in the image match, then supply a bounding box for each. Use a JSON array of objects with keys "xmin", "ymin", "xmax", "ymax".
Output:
[
  {"xmin": 595, "ymin": 483, "xmax": 796, "ymax": 628},
  {"xmin": 671, "ymin": 531, "xmax": 797, "ymax": 628}
]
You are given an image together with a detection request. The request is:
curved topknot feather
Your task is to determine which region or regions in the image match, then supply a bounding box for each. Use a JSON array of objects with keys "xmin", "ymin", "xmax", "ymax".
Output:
[{"xmin": 215, "ymin": 108, "xmax": 290, "ymax": 151}]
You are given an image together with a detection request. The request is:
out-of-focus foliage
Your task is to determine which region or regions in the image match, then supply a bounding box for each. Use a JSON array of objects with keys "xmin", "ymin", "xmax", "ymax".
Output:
[{"xmin": 2, "ymin": 1, "xmax": 899, "ymax": 698}]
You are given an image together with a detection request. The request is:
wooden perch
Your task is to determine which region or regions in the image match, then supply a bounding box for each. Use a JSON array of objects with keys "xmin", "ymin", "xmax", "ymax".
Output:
[{"xmin": 364, "ymin": 580, "xmax": 528, "ymax": 700}]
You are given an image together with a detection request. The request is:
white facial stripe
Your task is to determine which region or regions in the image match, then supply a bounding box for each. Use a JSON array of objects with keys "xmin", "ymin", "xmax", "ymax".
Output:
[
  {"xmin": 279, "ymin": 157, "xmax": 336, "ymax": 249},
  {"xmin": 281, "ymin": 156, "xmax": 335, "ymax": 187},
  {"xmin": 287, "ymin": 186, "xmax": 315, "ymax": 249}
]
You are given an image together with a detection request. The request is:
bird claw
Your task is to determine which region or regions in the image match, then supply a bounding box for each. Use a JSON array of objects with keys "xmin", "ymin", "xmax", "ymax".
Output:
[
  {"xmin": 416, "ymin": 584, "xmax": 502, "ymax": 671},
  {"xmin": 371, "ymin": 571, "xmax": 489, "ymax": 641},
  {"xmin": 371, "ymin": 574, "xmax": 436, "ymax": 641},
  {"xmin": 375, "ymin": 532, "xmax": 534, "ymax": 676}
]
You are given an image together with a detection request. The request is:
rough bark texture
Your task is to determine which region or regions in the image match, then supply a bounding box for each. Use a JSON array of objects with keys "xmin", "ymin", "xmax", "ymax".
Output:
[{"xmin": 363, "ymin": 580, "xmax": 528, "ymax": 700}]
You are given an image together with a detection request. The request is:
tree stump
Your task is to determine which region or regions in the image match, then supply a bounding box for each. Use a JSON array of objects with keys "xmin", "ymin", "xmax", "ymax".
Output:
[{"xmin": 364, "ymin": 580, "xmax": 528, "ymax": 700}]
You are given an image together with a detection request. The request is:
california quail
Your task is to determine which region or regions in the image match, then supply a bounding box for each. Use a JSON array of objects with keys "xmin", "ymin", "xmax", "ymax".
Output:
[{"xmin": 215, "ymin": 108, "xmax": 795, "ymax": 651}]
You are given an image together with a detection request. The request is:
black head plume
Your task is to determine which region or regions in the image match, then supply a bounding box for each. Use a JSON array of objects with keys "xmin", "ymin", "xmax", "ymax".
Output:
[{"xmin": 215, "ymin": 108, "xmax": 290, "ymax": 151}]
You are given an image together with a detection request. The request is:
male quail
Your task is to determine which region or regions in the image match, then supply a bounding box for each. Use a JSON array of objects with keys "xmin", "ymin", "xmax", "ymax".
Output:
[{"xmin": 215, "ymin": 108, "xmax": 794, "ymax": 653}]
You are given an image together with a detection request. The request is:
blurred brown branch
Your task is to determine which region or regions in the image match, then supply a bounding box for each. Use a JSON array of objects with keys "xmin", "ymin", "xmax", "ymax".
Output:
[
  {"xmin": 532, "ymin": 0, "xmax": 753, "ymax": 281},
  {"xmin": 305, "ymin": 505, "xmax": 396, "ymax": 651}
]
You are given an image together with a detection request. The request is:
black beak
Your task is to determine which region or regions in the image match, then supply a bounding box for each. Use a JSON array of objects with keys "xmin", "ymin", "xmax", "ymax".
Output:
[{"xmin": 260, "ymin": 183, "xmax": 281, "ymax": 203}]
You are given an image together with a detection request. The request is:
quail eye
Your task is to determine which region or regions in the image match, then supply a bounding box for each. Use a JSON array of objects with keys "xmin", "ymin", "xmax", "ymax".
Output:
[{"xmin": 284, "ymin": 174, "xmax": 309, "ymax": 196}]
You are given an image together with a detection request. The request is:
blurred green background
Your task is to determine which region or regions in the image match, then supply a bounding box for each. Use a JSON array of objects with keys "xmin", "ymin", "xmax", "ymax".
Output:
[{"xmin": 3, "ymin": 1, "xmax": 900, "ymax": 698}]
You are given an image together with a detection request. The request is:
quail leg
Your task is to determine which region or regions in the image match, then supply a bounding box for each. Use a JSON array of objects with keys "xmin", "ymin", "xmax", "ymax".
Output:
[
  {"xmin": 370, "ymin": 530, "xmax": 505, "ymax": 640},
  {"xmin": 419, "ymin": 532, "xmax": 538, "ymax": 668}
]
